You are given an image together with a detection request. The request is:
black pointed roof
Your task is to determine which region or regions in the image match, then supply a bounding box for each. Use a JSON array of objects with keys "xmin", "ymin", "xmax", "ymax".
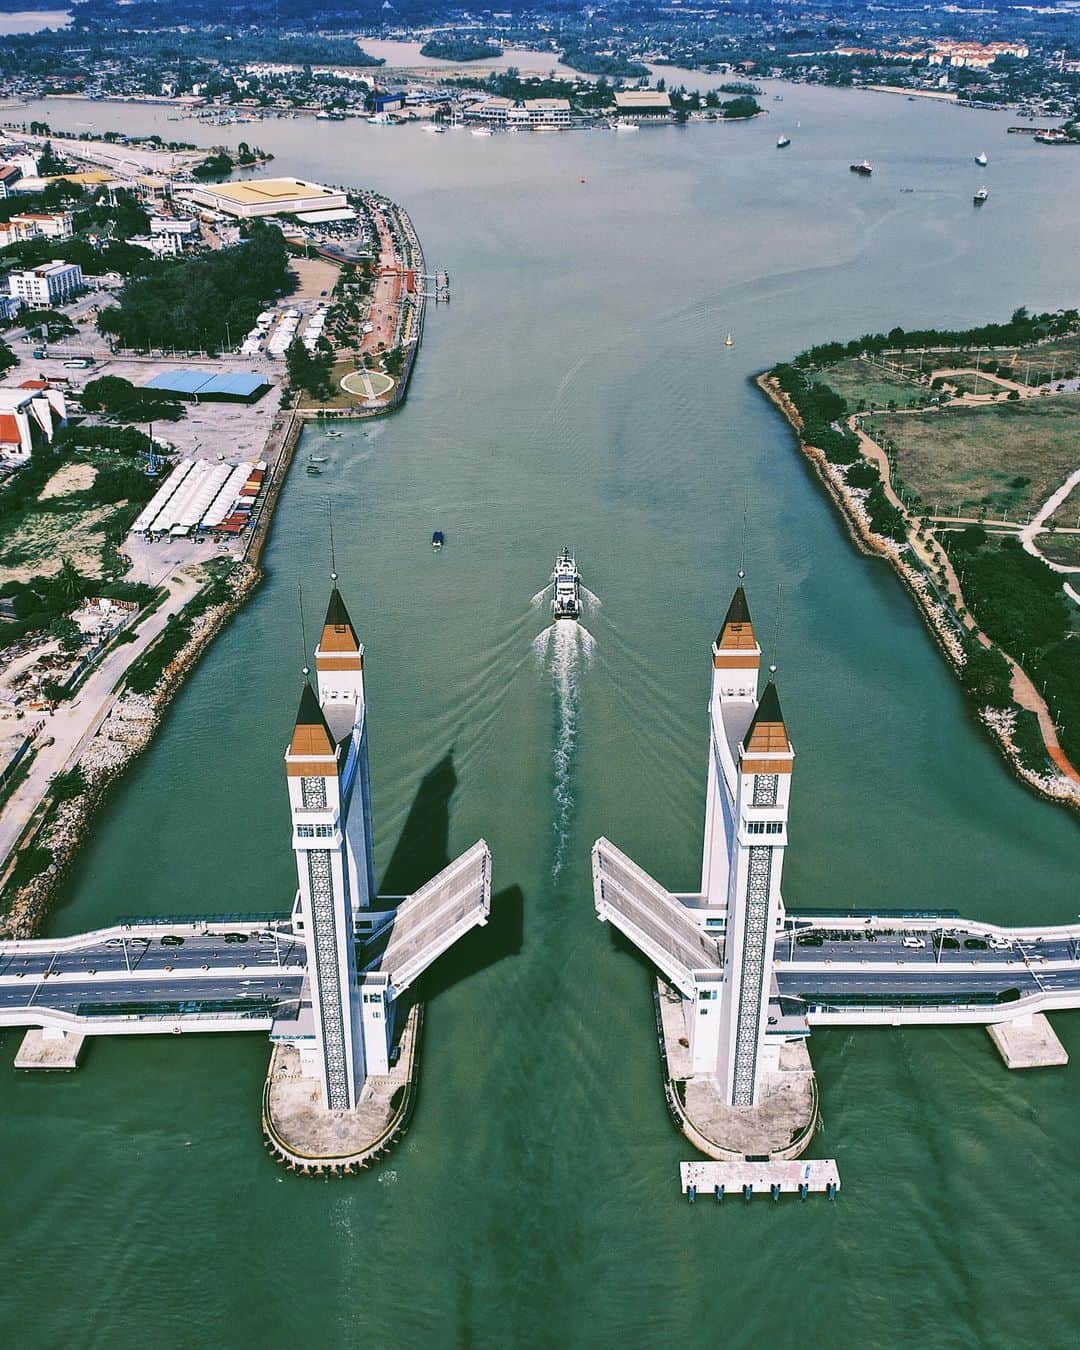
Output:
[
  {"xmin": 716, "ymin": 585, "xmax": 756, "ymax": 648},
  {"xmin": 324, "ymin": 586, "xmax": 354, "ymax": 631},
  {"xmin": 319, "ymin": 586, "xmax": 360, "ymax": 654},
  {"xmin": 292, "ymin": 680, "xmax": 330, "ymax": 745},
  {"xmin": 751, "ymin": 679, "xmax": 784, "ymax": 728},
  {"xmin": 744, "ymin": 679, "xmax": 790, "ymax": 754}
]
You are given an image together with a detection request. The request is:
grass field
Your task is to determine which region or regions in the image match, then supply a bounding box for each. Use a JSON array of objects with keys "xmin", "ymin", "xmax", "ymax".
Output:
[
  {"xmin": 869, "ymin": 395, "xmax": 1080, "ymax": 518},
  {"xmin": 1048, "ymin": 481, "xmax": 1080, "ymax": 531},
  {"xmin": 817, "ymin": 358, "xmax": 924, "ymax": 411},
  {"xmin": 888, "ymin": 337, "xmax": 1080, "ymax": 387},
  {"xmin": 341, "ymin": 368, "xmax": 395, "ymax": 399},
  {"xmin": 1036, "ymin": 532, "xmax": 1080, "ymax": 568}
]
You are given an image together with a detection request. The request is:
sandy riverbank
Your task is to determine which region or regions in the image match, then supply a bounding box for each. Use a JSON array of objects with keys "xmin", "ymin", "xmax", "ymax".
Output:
[{"xmin": 755, "ymin": 371, "xmax": 1080, "ymax": 817}]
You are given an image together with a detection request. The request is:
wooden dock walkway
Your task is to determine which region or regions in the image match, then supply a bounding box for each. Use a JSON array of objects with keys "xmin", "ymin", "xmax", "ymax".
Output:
[{"xmin": 680, "ymin": 1159, "xmax": 840, "ymax": 1201}]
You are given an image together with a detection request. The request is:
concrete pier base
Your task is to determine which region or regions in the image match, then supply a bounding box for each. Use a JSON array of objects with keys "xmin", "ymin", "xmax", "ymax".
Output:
[
  {"xmin": 655, "ymin": 981, "xmax": 818, "ymax": 1161},
  {"xmin": 14, "ymin": 1028, "xmax": 86, "ymax": 1070},
  {"xmin": 987, "ymin": 1014, "xmax": 1068, "ymax": 1070},
  {"xmin": 262, "ymin": 1001, "xmax": 422, "ymax": 1175}
]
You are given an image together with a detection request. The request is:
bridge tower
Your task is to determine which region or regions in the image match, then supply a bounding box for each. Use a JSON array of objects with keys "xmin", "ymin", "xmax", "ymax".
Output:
[
  {"xmin": 714, "ymin": 675, "xmax": 794, "ymax": 1107},
  {"xmin": 284, "ymin": 587, "xmax": 375, "ymax": 1113}
]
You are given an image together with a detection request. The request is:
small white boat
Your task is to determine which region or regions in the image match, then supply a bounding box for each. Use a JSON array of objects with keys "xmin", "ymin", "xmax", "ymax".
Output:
[
  {"xmin": 551, "ymin": 549, "xmax": 581, "ymax": 620},
  {"xmin": 974, "ymin": 186, "xmax": 989, "ymax": 204},
  {"xmin": 368, "ymin": 111, "xmax": 393, "ymax": 126},
  {"xmin": 613, "ymin": 119, "xmax": 639, "ymax": 132},
  {"xmin": 777, "ymin": 134, "xmax": 791, "ymax": 148},
  {"xmin": 470, "ymin": 126, "xmax": 493, "ymax": 137},
  {"xmin": 975, "ymin": 151, "xmax": 988, "ymax": 166},
  {"xmin": 421, "ymin": 123, "xmax": 446, "ymax": 134},
  {"xmin": 725, "ymin": 333, "xmax": 734, "ymax": 348}
]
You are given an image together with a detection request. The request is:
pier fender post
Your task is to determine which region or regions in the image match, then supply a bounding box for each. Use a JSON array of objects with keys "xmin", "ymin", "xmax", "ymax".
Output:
[
  {"xmin": 687, "ymin": 1184, "xmax": 696, "ymax": 1205},
  {"xmin": 826, "ymin": 1181, "xmax": 837, "ymax": 1201},
  {"xmin": 715, "ymin": 1185, "xmax": 724, "ymax": 1204},
  {"xmin": 743, "ymin": 1183, "xmax": 753, "ymax": 1204},
  {"xmin": 799, "ymin": 1182, "xmax": 809, "ymax": 1202},
  {"xmin": 771, "ymin": 1183, "xmax": 781, "ymax": 1203}
]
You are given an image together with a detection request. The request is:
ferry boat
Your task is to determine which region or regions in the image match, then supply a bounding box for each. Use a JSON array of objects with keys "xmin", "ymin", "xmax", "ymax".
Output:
[
  {"xmin": 973, "ymin": 186, "xmax": 989, "ymax": 205},
  {"xmin": 975, "ymin": 151, "xmax": 988, "ymax": 166},
  {"xmin": 551, "ymin": 549, "xmax": 582, "ymax": 620},
  {"xmin": 777, "ymin": 134, "xmax": 791, "ymax": 148},
  {"xmin": 432, "ymin": 530, "xmax": 444, "ymax": 550},
  {"xmin": 850, "ymin": 160, "xmax": 873, "ymax": 175}
]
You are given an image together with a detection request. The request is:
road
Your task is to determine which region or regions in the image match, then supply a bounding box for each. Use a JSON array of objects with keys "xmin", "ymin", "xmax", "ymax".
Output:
[{"xmin": 0, "ymin": 568, "xmax": 198, "ymax": 872}]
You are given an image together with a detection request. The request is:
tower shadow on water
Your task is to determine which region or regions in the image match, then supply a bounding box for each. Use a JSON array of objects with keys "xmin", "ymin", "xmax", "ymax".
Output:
[{"xmin": 379, "ymin": 750, "xmax": 523, "ymax": 1004}]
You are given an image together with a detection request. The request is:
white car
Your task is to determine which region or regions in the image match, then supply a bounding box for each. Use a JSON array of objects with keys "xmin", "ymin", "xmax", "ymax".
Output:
[
  {"xmin": 987, "ymin": 937, "xmax": 1011, "ymax": 951},
  {"xmin": 901, "ymin": 936, "xmax": 926, "ymax": 950}
]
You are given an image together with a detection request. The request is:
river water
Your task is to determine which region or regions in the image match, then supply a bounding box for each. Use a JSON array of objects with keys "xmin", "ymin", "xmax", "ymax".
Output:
[{"xmin": 3, "ymin": 90, "xmax": 1079, "ymax": 1348}]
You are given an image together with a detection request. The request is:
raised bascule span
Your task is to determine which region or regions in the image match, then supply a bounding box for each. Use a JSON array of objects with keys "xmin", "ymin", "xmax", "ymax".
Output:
[
  {"xmin": 593, "ymin": 582, "xmax": 1080, "ymax": 1163},
  {"xmin": 0, "ymin": 584, "xmax": 492, "ymax": 1169}
]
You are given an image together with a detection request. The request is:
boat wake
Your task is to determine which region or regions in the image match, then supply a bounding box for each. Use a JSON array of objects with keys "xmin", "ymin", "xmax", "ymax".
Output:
[
  {"xmin": 530, "ymin": 584, "xmax": 551, "ymax": 607},
  {"xmin": 532, "ymin": 620, "xmax": 594, "ymax": 878}
]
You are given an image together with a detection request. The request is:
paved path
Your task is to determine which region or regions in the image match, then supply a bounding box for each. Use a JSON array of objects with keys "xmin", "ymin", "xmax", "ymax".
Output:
[
  {"xmin": 1019, "ymin": 466, "xmax": 1080, "ymax": 575},
  {"xmin": 0, "ymin": 569, "xmax": 199, "ymax": 872}
]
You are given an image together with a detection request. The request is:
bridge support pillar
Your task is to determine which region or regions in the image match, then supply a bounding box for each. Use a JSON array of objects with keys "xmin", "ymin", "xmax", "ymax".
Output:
[
  {"xmin": 987, "ymin": 1014, "xmax": 1068, "ymax": 1070},
  {"xmin": 14, "ymin": 1028, "xmax": 86, "ymax": 1071}
]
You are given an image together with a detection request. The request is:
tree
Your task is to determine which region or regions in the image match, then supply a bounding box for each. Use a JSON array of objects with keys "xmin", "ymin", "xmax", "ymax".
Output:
[
  {"xmin": 48, "ymin": 616, "xmax": 83, "ymax": 652},
  {"xmin": 55, "ymin": 558, "xmax": 85, "ymax": 606}
]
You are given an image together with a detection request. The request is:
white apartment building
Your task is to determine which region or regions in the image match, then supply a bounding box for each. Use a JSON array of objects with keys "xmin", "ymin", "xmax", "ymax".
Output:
[
  {"xmin": 0, "ymin": 211, "xmax": 74, "ymax": 247},
  {"xmin": 8, "ymin": 260, "xmax": 84, "ymax": 306},
  {"xmin": 463, "ymin": 96, "xmax": 572, "ymax": 129}
]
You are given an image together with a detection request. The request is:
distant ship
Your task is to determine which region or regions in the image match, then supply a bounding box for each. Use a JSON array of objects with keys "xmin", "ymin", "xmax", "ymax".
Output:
[
  {"xmin": 551, "ymin": 549, "xmax": 581, "ymax": 620},
  {"xmin": 975, "ymin": 151, "xmax": 988, "ymax": 165},
  {"xmin": 777, "ymin": 134, "xmax": 791, "ymax": 148},
  {"xmin": 850, "ymin": 160, "xmax": 873, "ymax": 175},
  {"xmin": 974, "ymin": 186, "xmax": 989, "ymax": 204}
]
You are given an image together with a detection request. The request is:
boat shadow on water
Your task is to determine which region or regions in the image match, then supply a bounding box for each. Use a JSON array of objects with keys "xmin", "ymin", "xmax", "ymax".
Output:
[{"xmin": 379, "ymin": 751, "xmax": 523, "ymax": 1003}]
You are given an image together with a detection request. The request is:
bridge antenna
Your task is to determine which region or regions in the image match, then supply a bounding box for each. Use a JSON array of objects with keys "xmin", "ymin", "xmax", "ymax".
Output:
[
  {"xmin": 327, "ymin": 499, "xmax": 338, "ymax": 583},
  {"xmin": 298, "ymin": 582, "xmax": 310, "ymax": 679},
  {"xmin": 738, "ymin": 490, "xmax": 748, "ymax": 581},
  {"xmin": 770, "ymin": 582, "xmax": 783, "ymax": 679}
]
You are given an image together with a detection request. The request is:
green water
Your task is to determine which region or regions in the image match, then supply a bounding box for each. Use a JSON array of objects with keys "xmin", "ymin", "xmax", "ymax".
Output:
[{"xmin": 3, "ymin": 89, "xmax": 1080, "ymax": 1349}]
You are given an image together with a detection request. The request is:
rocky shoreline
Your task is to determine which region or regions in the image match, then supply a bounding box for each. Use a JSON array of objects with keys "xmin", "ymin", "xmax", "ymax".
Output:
[
  {"xmin": 0, "ymin": 564, "xmax": 261, "ymax": 939},
  {"xmin": 755, "ymin": 370, "xmax": 1080, "ymax": 817}
]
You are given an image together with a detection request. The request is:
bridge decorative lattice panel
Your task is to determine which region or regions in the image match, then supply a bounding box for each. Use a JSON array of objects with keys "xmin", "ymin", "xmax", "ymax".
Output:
[{"xmin": 731, "ymin": 844, "xmax": 773, "ymax": 1107}]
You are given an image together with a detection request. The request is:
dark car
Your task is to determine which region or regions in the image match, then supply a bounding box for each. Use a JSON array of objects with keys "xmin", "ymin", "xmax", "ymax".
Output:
[{"xmin": 160, "ymin": 935, "xmax": 185, "ymax": 947}]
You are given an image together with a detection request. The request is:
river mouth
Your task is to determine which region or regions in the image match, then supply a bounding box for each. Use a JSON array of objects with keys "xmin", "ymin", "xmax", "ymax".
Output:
[{"xmin": 6, "ymin": 84, "xmax": 1080, "ymax": 1349}]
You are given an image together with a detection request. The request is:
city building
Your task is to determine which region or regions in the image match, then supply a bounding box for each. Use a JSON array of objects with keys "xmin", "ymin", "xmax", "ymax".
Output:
[
  {"xmin": 8, "ymin": 260, "xmax": 84, "ymax": 306},
  {"xmin": 188, "ymin": 177, "xmax": 349, "ymax": 219},
  {"xmin": 463, "ymin": 96, "xmax": 572, "ymax": 129},
  {"xmin": 613, "ymin": 90, "xmax": 673, "ymax": 119},
  {"xmin": 0, "ymin": 163, "xmax": 22, "ymax": 197},
  {"xmin": 0, "ymin": 211, "xmax": 73, "ymax": 247},
  {"xmin": 0, "ymin": 383, "xmax": 67, "ymax": 461},
  {"xmin": 928, "ymin": 40, "xmax": 1029, "ymax": 68},
  {"xmin": 150, "ymin": 215, "xmax": 200, "ymax": 243}
]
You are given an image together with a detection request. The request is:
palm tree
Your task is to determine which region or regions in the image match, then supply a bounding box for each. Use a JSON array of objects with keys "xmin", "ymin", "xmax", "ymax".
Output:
[{"xmin": 56, "ymin": 557, "xmax": 84, "ymax": 605}]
